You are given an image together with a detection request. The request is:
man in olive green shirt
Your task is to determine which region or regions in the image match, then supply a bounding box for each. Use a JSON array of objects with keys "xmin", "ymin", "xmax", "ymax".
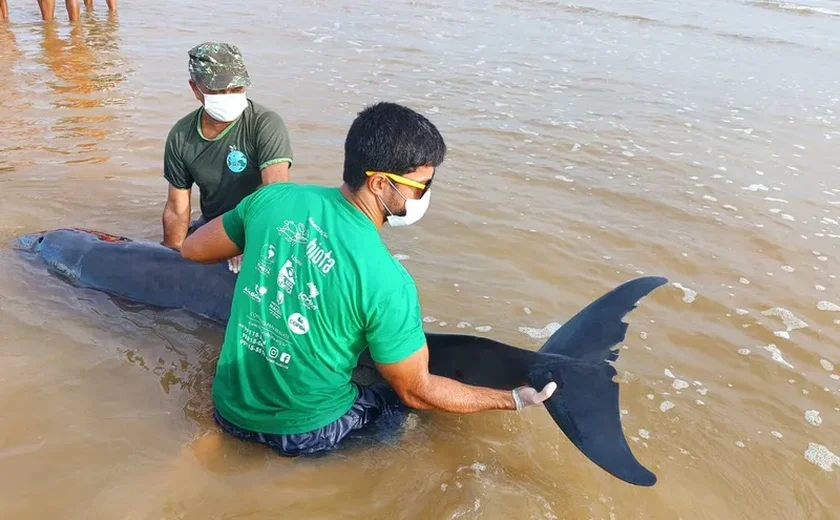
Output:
[
  {"xmin": 181, "ymin": 102, "xmax": 556, "ymax": 455},
  {"xmin": 161, "ymin": 41, "xmax": 294, "ymax": 273}
]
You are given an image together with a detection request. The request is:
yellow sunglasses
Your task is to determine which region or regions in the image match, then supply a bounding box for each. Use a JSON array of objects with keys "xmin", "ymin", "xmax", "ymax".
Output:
[{"xmin": 366, "ymin": 170, "xmax": 433, "ymax": 191}]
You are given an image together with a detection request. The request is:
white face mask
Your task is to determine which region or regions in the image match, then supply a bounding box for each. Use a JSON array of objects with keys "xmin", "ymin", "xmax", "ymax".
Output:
[
  {"xmin": 203, "ymin": 92, "xmax": 248, "ymax": 122},
  {"xmin": 382, "ymin": 184, "xmax": 431, "ymax": 227}
]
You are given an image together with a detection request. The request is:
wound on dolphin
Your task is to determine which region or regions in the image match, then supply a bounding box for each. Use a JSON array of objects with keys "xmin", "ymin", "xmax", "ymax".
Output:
[{"xmin": 12, "ymin": 227, "xmax": 667, "ymax": 487}]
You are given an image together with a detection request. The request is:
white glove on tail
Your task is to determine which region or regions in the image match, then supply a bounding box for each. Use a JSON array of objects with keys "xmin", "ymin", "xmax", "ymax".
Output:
[{"xmin": 513, "ymin": 382, "xmax": 557, "ymax": 411}]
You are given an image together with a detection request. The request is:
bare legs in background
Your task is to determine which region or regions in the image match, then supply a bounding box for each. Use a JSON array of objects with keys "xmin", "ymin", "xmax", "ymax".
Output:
[
  {"xmin": 86, "ymin": 0, "xmax": 117, "ymax": 11},
  {"xmin": 0, "ymin": 0, "xmax": 116, "ymax": 22},
  {"xmin": 37, "ymin": 0, "xmax": 116, "ymax": 22}
]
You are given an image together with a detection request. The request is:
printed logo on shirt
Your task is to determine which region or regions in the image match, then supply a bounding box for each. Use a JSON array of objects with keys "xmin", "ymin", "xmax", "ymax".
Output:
[
  {"xmin": 256, "ymin": 244, "xmax": 277, "ymax": 275},
  {"xmin": 268, "ymin": 289, "xmax": 285, "ymax": 320},
  {"xmin": 267, "ymin": 347, "xmax": 291, "ymax": 368},
  {"xmin": 226, "ymin": 145, "xmax": 248, "ymax": 174},
  {"xmin": 298, "ymin": 282, "xmax": 319, "ymax": 311},
  {"xmin": 277, "ymin": 258, "xmax": 297, "ymax": 294},
  {"xmin": 305, "ymin": 237, "xmax": 336, "ymax": 275},
  {"xmin": 243, "ymin": 284, "xmax": 267, "ymax": 303},
  {"xmin": 278, "ymin": 220, "xmax": 308, "ymax": 244},
  {"xmin": 307, "ymin": 217, "xmax": 329, "ymax": 239},
  {"xmin": 287, "ymin": 312, "xmax": 310, "ymax": 335}
]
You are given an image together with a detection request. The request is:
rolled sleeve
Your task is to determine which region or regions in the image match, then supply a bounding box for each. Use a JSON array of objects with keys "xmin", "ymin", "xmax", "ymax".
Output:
[
  {"xmin": 221, "ymin": 197, "xmax": 248, "ymax": 250},
  {"xmin": 365, "ymin": 282, "xmax": 427, "ymax": 364}
]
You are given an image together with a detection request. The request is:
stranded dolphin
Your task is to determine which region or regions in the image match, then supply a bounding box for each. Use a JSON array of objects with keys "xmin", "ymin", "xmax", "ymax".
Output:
[{"xmin": 11, "ymin": 227, "xmax": 668, "ymax": 487}]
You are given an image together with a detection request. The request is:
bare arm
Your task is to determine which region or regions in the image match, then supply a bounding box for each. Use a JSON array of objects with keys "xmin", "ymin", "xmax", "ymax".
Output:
[
  {"xmin": 181, "ymin": 215, "xmax": 241, "ymax": 264},
  {"xmin": 375, "ymin": 345, "xmax": 517, "ymax": 413},
  {"xmin": 261, "ymin": 161, "xmax": 290, "ymax": 185},
  {"xmin": 161, "ymin": 185, "xmax": 191, "ymax": 251}
]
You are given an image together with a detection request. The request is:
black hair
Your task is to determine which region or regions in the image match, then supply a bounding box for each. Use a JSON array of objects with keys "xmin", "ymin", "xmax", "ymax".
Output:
[{"xmin": 343, "ymin": 101, "xmax": 446, "ymax": 191}]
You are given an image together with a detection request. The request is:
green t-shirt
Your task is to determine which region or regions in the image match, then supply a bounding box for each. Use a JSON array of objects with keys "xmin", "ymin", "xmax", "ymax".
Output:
[
  {"xmin": 214, "ymin": 183, "xmax": 427, "ymax": 435},
  {"xmin": 163, "ymin": 99, "xmax": 294, "ymax": 221}
]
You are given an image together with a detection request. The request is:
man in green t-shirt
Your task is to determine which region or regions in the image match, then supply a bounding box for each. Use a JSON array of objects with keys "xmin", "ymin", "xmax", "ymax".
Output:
[
  {"xmin": 160, "ymin": 42, "xmax": 294, "ymax": 274},
  {"xmin": 180, "ymin": 102, "xmax": 556, "ymax": 455}
]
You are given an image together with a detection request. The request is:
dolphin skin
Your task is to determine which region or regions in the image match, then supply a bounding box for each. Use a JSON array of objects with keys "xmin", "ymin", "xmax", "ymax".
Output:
[{"xmin": 11, "ymin": 227, "xmax": 668, "ymax": 487}]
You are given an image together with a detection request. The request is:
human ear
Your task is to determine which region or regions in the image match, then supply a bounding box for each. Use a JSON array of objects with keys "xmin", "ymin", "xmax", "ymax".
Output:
[{"xmin": 366, "ymin": 172, "xmax": 389, "ymax": 197}]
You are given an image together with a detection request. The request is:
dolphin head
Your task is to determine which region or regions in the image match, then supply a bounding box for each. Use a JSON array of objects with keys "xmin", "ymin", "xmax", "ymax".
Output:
[
  {"xmin": 11, "ymin": 228, "xmax": 98, "ymax": 281},
  {"xmin": 11, "ymin": 231, "xmax": 47, "ymax": 252}
]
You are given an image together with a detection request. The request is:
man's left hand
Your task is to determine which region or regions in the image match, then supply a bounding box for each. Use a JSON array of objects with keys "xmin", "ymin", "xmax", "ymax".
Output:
[{"xmin": 228, "ymin": 255, "xmax": 243, "ymax": 274}]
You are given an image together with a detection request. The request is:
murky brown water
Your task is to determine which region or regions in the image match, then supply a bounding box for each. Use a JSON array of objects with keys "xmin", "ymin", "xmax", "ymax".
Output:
[{"xmin": 2, "ymin": 0, "xmax": 840, "ymax": 518}]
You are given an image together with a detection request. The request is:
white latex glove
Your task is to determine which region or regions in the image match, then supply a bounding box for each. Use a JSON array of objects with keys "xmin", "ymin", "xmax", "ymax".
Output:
[
  {"xmin": 513, "ymin": 381, "xmax": 557, "ymax": 411},
  {"xmin": 228, "ymin": 255, "xmax": 243, "ymax": 274}
]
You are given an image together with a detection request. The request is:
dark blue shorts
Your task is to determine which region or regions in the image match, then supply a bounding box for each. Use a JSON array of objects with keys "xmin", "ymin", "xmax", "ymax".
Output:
[{"xmin": 213, "ymin": 382, "xmax": 408, "ymax": 457}]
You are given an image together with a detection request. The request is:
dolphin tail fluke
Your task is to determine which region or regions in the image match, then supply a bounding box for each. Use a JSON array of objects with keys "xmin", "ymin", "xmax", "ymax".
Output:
[
  {"xmin": 528, "ymin": 357, "xmax": 657, "ymax": 486},
  {"xmin": 526, "ymin": 276, "xmax": 668, "ymax": 487},
  {"xmin": 537, "ymin": 276, "xmax": 668, "ymax": 362}
]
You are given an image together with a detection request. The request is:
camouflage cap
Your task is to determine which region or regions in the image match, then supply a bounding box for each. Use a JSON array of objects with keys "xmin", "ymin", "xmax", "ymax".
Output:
[{"xmin": 188, "ymin": 41, "xmax": 252, "ymax": 91}]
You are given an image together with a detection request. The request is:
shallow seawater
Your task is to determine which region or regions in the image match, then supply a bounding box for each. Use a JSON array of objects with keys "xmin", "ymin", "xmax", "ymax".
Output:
[{"xmin": 1, "ymin": 0, "xmax": 840, "ymax": 518}]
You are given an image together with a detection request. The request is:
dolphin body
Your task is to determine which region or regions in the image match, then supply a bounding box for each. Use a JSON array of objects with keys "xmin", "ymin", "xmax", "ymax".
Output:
[{"xmin": 11, "ymin": 227, "xmax": 668, "ymax": 487}]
